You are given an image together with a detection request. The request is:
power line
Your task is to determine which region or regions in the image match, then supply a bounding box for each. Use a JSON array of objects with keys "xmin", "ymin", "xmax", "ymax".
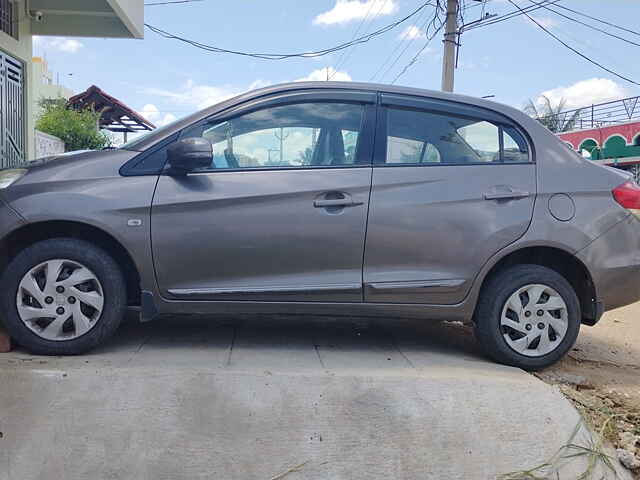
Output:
[
  {"xmin": 330, "ymin": 0, "xmax": 385, "ymax": 79},
  {"xmin": 145, "ymin": 0, "xmax": 204, "ymax": 5},
  {"xmin": 464, "ymin": 0, "xmax": 560, "ymax": 31},
  {"xmin": 370, "ymin": 4, "xmax": 441, "ymax": 82},
  {"xmin": 553, "ymin": 3, "xmax": 640, "ymax": 38},
  {"xmin": 392, "ymin": 20, "xmax": 445, "ymax": 84},
  {"xmin": 465, "ymin": 0, "xmax": 558, "ymax": 30},
  {"xmin": 144, "ymin": 1, "xmax": 432, "ymax": 60},
  {"xmin": 504, "ymin": 0, "xmax": 640, "ymax": 87},
  {"xmin": 373, "ymin": 1, "xmax": 444, "ymax": 81},
  {"xmin": 528, "ymin": 0, "xmax": 640, "ymax": 48}
]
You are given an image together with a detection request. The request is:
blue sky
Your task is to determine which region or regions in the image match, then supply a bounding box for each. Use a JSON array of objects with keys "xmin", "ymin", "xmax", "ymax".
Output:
[{"xmin": 32, "ymin": 0, "xmax": 640, "ymax": 130}]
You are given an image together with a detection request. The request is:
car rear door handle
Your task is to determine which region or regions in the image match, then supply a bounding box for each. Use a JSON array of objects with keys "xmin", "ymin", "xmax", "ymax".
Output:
[
  {"xmin": 314, "ymin": 192, "xmax": 363, "ymax": 208},
  {"xmin": 314, "ymin": 198, "xmax": 363, "ymax": 208},
  {"xmin": 484, "ymin": 190, "xmax": 530, "ymax": 201}
]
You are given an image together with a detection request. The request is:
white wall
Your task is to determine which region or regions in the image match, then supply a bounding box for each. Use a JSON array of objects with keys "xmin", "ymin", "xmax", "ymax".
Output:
[{"xmin": 34, "ymin": 129, "xmax": 64, "ymax": 158}]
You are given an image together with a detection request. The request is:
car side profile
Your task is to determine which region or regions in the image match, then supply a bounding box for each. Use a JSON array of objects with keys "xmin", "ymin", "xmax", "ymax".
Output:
[{"xmin": 1, "ymin": 81, "xmax": 639, "ymax": 370}]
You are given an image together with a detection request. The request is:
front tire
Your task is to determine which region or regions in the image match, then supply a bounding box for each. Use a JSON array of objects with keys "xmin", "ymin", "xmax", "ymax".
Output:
[
  {"xmin": 0, "ymin": 238, "xmax": 127, "ymax": 355},
  {"xmin": 473, "ymin": 264, "xmax": 580, "ymax": 370}
]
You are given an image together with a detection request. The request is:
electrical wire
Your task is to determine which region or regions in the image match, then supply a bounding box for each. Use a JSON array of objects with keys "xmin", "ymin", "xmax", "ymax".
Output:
[
  {"xmin": 391, "ymin": 19, "xmax": 445, "ymax": 84},
  {"xmin": 465, "ymin": 0, "xmax": 558, "ymax": 30},
  {"xmin": 145, "ymin": 0, "xmax": 204, "ymax": 5},
  {"xmin": 553, "ymin": 3, "xmax": 640, "ymax": 38},
  {"xmin": 330, "ymin": 0, "xmax": 387, "ymax": 79},
  {"xmin": 144, "ymin": 1, "xmax": 433, "ymax": 60},
  {"xmin": 370, "ymin": 4, "xmax": 441, "ymax": 82},
  {"xmin": 504, "ymin": 0, "xmax": 640, "ymax": 87},
  {"xmin": 464, "ymin": 0, "xmax": 560, "ymax": 31},
  {"xmin": 528, "ymin": 0, "xmax": 640, "ymax": 48}
]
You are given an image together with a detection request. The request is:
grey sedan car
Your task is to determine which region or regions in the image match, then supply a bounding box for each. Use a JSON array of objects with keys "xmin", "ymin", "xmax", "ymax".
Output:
[{"xmin": 1, "ymin": 82, "xmax": 639, "ymax": 369}]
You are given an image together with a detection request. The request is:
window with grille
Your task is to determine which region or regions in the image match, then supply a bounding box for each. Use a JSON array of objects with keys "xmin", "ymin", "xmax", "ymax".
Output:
[{"xmin": 0, "ymin": 0, "xmax": 17, "ymax": 40}]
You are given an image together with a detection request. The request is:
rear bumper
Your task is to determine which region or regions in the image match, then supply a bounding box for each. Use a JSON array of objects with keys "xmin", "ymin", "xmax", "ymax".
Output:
[{"xmin": 577, "ymin": 214, "xmax": 640, "ymax": 314}]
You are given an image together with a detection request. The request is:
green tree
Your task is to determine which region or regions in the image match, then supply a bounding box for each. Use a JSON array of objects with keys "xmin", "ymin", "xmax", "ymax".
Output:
[
  {"xmin": 36, "ymin": 99, "xmax": 111, "ymax": 152},
  {"xmin": 524, "ymin": 95, "xmax": 582, "ymax": 133}
]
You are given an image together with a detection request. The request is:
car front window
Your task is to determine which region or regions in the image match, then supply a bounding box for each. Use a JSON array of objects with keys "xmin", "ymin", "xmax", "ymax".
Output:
[{"xmin": 190, "ymin": 102, "xmax": 364, "ymax": 171}]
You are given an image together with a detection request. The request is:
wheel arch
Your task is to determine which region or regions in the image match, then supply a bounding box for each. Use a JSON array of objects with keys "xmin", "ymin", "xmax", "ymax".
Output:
[
  {"xmin": 474, "ymin": 245, "xmax": 598, "ymax": 325},
  {"xmin": 0, "ymin": 220, "xmax": 141, "ymax": 306}
]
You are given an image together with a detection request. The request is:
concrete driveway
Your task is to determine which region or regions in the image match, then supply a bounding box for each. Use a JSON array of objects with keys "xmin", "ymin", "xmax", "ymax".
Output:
[{"xmin": 0, "ymin": 315, "xmax": 627, "ymax": 479}]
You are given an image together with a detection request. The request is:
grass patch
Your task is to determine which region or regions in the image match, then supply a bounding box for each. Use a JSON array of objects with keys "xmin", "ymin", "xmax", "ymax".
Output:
[
  {"xmin": 559, "ymin": 385, "xmax": 640, "ymax": 449},
  {"xmin": 497, "ymin": 420, "xmax": 617, "ymax": 480}
]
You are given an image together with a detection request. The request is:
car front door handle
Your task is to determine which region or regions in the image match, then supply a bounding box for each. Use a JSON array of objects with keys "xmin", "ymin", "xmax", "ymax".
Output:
[
  {"xmin": 314, "ymin": 198, "xmax": 364, "ymax": 208},
  {"xmin": 483, "ymin": 190, "xmax": 530, "ymax": 201},
  {"xmin": 314, "ymin": 192, "xmax": 363, "ymax": 208}
]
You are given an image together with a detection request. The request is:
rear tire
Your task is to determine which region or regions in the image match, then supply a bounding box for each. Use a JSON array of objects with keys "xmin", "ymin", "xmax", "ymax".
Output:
[
  {"xmin": 0, "ymin": 238, "xmax": 127, "ymax": 355},
  {"xmin": 473, "ymin": 264, "xmax": 580, "ymax": 370}
]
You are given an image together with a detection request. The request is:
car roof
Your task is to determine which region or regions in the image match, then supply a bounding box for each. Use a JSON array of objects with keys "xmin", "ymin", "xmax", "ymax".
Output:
[{"xmin": 125, "ymin": 81, "xmax": 535, "ymax": 152}]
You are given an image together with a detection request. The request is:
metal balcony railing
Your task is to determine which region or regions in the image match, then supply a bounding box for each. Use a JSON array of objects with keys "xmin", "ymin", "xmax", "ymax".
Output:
[{"xmin": 541, "ymin": 95, "xmax": 640, "ymax": 131}]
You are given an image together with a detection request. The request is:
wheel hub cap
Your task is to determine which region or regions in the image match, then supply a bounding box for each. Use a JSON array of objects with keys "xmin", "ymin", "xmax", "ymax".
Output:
[
  {"xmin": 16, "ymin": 259, "xmax": 104, "ymax": 341},
  {"xmin": 500, "ymin": 283, "xmax": 568, "ymax": 357}
]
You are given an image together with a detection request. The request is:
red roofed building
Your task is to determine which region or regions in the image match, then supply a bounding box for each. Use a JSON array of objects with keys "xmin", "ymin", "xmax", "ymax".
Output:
[{"xmin": 68, "ymin": 85, "xmax": 155, "ymax": 143}]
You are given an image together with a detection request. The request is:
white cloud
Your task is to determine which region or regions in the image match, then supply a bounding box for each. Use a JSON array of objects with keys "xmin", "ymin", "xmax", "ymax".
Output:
[
  {"xmin": 137, "ymin": 104, "xmax": 177, "ymax": 127},
  {"xmin": 459, "ymin": 55, "xmax": 490, "ymax": 71},
  {"xmin": 398, "ymin": 25, "xmax": 425, "ymax": 40},
  {"xmin": 313, "ymin": 0, "xmax": 398, "ymax": 26},
  {"xmin": 33, "ymin": 36, "xmax": 84, "ymax": 53},
  {"xmin": 527, "ymin": 15, "xmax": 559, "ymax": 29},
  {"xmin": 295, "ymin": 67, "xmax": 352, "ymax": 82},
  {"xmin": 536, "ymin": 78, "xmax": 631, "ymax": 110},
  {"xmin": 141, "ymin": 67, "xmax": 353, "ymax": 114},
  {"xmin": 142, "ymin": 79, "xmax": 270, "ymax": 110}
]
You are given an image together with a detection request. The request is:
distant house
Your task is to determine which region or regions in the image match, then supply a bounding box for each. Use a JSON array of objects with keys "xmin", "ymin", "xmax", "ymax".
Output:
[
  {"xmin": 67, "ymin": 85, "xmax": 155, "ymax": 144},
  {"xmin": 0, "ymin": 0, "xmax": 144, "ymax": 166},
  {"xmin": 554, "ymin": 95, "xmax": 640, "ymax": 181},
  {"xmin": 32, "ymin": 56, "xmax": 74, "ymax": 118}
]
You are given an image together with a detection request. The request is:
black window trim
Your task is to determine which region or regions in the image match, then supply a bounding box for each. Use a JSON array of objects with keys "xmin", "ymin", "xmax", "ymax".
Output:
[
  {"xmin": 375, "ymin": 93, "xmax": 535, "ymax": 167},
  {"xmin": 119, "ymin": 132, "xmax": 180, "ymax": 176}
]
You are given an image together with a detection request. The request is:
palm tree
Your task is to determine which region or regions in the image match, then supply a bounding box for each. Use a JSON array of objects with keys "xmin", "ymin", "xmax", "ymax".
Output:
[{"xmin": 524, "ymin": 96, "xmax": 582, "ymax": 133}]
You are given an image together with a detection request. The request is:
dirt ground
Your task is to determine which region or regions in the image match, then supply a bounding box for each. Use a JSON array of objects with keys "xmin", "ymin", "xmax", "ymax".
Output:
[{"xmin": 535, "ymin": 302, "xmax": 640, "ymax": 476}]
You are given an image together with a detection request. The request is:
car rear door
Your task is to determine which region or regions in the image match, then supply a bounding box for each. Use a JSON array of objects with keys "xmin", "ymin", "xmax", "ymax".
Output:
[
  {"xmin": 151, "ymin": 91, "xmax": 376, "ymax": 302},
  {"xmin": 363, "ymin": 93, "xmax": 536, "ymax": 304}
]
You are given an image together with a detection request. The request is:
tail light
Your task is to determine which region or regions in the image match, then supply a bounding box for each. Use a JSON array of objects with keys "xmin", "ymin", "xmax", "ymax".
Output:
[{"xmin": 613, "ymin": 180, "xmax": 640, "ymax": 218}]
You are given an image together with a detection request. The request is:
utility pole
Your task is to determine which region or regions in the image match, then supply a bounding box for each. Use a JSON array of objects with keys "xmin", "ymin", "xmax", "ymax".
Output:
[
  {"xmin": 274, "ymin": 128, "xmax": 290, "ymax": 164},
  {"xmin": 441, "ymin": 0, "xmax": 458, "ymax": 92}
]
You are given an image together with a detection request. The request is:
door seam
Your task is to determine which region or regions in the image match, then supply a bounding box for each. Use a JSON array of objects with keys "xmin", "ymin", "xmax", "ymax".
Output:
[{"xmin": 360, "ymin": 100, "xmax": 380, "ymax": 302}]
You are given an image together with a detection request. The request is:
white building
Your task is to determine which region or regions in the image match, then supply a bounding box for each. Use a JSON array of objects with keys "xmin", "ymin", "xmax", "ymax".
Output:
[
  {"xmin": 0, "ymin": 0, "xmax": 144, "ymax": 165},
  {"xmin": 31, "ymin": 56, "xmax": 74, "ymax": 118}
]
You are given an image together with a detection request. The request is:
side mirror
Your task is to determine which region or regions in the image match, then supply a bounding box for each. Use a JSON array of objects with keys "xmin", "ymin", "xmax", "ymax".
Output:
[{"xmin": 166, "ymin": 137, "xmax": 212, "ymax": 175}]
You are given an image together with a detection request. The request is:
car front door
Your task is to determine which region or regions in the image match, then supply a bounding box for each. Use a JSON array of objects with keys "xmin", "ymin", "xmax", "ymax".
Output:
[
  {"xmin": 363, "ymin": 94, "xmax": 536, "ymax": 304},
  {"xmin": 151, "ymin": 93, "xmax": 375, "ymax": 302}
]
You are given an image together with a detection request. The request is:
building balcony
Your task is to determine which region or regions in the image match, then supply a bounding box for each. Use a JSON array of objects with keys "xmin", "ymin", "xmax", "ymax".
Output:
[{"xmin": 28, "ymin": 0, "xmax": 143, "ymax": 39}]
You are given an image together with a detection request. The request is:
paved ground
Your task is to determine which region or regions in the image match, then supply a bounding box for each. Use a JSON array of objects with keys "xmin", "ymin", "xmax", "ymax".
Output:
[{"xmin": 0, "ymin": 314, "xmax": 630, "ymax": 479}]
